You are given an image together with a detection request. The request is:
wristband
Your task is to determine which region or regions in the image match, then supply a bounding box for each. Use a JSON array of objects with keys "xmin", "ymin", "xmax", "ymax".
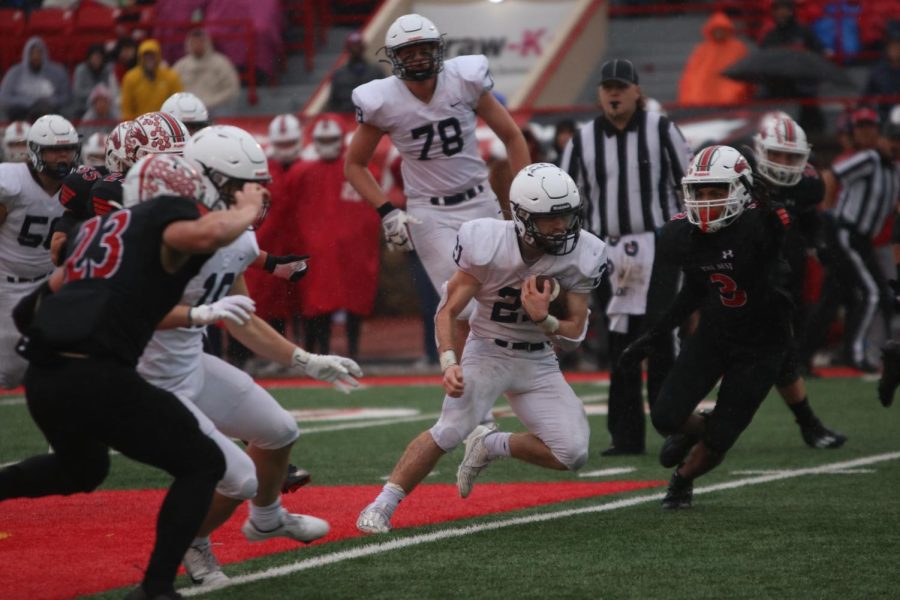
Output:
[
  {"xmin": 439, "ymin": 349, "xmax": 458, "ymax": 372},
  {"xmin": 376, "ymin": 202, "xmax": 397, "ymax": 219},
  {"xmin": 535, "ymin": 314, "xmax": 560, "ymax": 334}
]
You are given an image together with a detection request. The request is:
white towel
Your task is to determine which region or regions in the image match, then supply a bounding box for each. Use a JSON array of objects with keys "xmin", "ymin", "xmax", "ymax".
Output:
[{"xmin": 605, "ymin": 232, "xmax": 656, "ymax": 333}]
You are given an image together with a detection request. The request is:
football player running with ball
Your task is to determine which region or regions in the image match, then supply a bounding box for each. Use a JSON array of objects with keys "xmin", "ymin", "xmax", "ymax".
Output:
[
  {"xmin": 621, "ymin": 146, "xmax": 795, "ymax": 509},
  {"xmin": 356, "ymin": 164, "xmax": 607, "ymax": 534}
]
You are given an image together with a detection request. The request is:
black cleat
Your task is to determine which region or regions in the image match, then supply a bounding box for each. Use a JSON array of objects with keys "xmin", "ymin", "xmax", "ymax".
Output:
[
  {"xmin": 282, "ymin": 464, "xmax": 311, "ymax": 494},
  {"xmin": 659, "ymin": 433, "xmax": 700, "ymax": 468},
  {"xmin": 661, "ymin": 471, "xmax": 693, "ymax": 510},
  {"xmin": 879, "ymin": 341, "xmax": 900, "ymax": 408},
  {"xmin": 800, "ymin": 418, "xmax": 847, "ymax": 449}
]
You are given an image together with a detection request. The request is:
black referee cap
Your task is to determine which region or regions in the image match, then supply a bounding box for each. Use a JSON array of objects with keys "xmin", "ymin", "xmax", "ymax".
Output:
[{"xmin": 599, "ymin": 59, "xmax": 638, "ymax": 86}]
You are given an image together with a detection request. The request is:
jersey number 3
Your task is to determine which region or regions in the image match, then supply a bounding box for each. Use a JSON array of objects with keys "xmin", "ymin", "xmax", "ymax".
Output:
[
  {"xmin": 65, "ymin": 212, "xmax": 131, "ymax": 282},
  {"xmin": 710, "ymin": 273, "xmax": 747, "ymax": 308}
]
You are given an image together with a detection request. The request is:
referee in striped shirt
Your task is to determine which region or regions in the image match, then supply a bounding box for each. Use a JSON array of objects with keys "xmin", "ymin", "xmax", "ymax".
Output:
[
  {"xmin": 817, "ymin": 108, "xmax": 898, "ymax": 370},
  {"xmin": 560, "ymin": 58, "xmax": 691, "ymax": 456}
]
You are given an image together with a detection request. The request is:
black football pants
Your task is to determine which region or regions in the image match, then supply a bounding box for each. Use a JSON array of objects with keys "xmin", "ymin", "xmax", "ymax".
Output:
[
  {"xmin": 0, "ymin": 357, "xmax": 225, "ymax": 596},
  {"xmin": 651, "ymin": 328, "xmax": 785, "ymax": 453}
]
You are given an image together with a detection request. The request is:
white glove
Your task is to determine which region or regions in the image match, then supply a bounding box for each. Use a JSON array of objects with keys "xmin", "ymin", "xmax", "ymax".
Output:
[
  {"xmin": 189, "ymin": 295, "xmax": 256, "ymax": 326},
  {"xmin": 291, "ymin": 347, "xmax": 363, "ymax": 393},
  {"xmin": 381, "ymin": 208, "xmax": 421, "ymax": 252}
]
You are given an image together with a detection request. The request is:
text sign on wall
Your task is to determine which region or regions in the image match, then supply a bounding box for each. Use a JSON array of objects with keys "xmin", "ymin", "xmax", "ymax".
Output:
[{"xmin": 413, "ymin": 1, "xmax": 578, "ymax": 100}]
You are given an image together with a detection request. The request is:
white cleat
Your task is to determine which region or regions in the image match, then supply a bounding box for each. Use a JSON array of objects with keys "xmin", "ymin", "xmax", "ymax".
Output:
[
  {"xmin": 356, "ymin": 502, "xmax": 393, "ymax": 534},
  {"xmin": 241, "ymin": 509, "xmax": 330, "ymax": 544},
  {"xmin": 183, "ymin": 542, "xmax": 229, "ymax": 588},
  {"xmin": 457, "ymin": 424, "xmax": 497, "ymax": 499}
]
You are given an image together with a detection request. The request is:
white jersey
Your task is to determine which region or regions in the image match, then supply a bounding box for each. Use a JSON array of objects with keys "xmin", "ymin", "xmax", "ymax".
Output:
[
  {"xmin": 456, "ymin": 219, "xmax": 607, "ymax": 344},
  {"xmin": 138, "ymin": 230, "xmax": 259, "ymax": 381},
  {"xmin": 0, "ymin": 162, "xmax": 63, "ymax": 279},
  {"xmin": 352, "ymin": 55, "xmax": 493, "ymax": 200}
]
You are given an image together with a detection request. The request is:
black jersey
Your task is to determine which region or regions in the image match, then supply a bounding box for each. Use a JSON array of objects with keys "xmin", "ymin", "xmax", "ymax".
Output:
[
  {"xmin": 765, "ymin": 164, "xmax": 824, "ymax": 246},
  {"xmin": 652, "ymin": 202, "xmax": 793, "ymax": 345},
  {"xmin": 28, "ymin": 196, "xmax": 208, "ymax": 366},
  {"xmin": 56, "ymin": 167, "xmax": 124, "ymax": 239}
]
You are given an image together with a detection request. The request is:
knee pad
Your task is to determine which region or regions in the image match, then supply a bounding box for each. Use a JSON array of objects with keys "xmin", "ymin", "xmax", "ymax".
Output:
[
  {"xmin": 555, "ymin": 447, "xmax": 589, "ymax": 471},
  {"xmin": 429, "ymin": 421, "xmax": 476, "ymax": 452},
  {"xmin": 68, "ymin": 458, "xmax": 109, "ymax": 494},
  {"xmin": 248, "ymin": 410, "xmax": 300, "ymax": 450},
  {"xmin": 650, "ymin": 406, "xmax": 682, "ymax": 437},
  {"xmin": 774, "ymin": 355, "xmax": 800, "ymax": 388},
  {"xmin": 217, "ymin": 472, "xmax": 258, "ymax": 501}
]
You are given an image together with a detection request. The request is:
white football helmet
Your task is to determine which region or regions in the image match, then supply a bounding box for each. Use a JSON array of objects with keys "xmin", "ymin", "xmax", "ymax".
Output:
[
  {"xmin": 509, "ymin": 163, "xmax": 582, "ymax": 255},
  {"xmin": 161, "ymin": 92, "xmax": 210, "ymax": 134},
  {"xmin": 124, "ymin": 111, "xmax": 191, "ymax": 168},
  {"xmin": 312, "ymin": 117, "xmax": 343, "ymax": 161},
  {"xmin": 122, "ymin": 153, "xmax": 206, "ymax": 208},
  {"xmin": 682, "ymin": 145, "xmax": 753, "ymax": 233},
  {"xmin": 105, "ymin": 120, "xmax": 133, "ymax": 173},
  {"xmin": 184, "ymin": 124, "xmax": 270, "ymax": 213},
  {"xmin": 267, "ymin": 113, "xmax": 302, "ymax": 163},
  {"xmin": 753, "ymin": 113, "xmax": 810, "ymax": 186},
  {"xmin": 3, "ymin": 120, "xmax": 30, "ymax": 162},
  {"xmin": 27, "ymin": 114, "xmax": 80, "ymax": 179},
  {"xmin": 384, "ymin": 13, "xmax": 444, "ymax": 81},
  {"xmin": 82, "ymin": 132, "xmax": 108, "ymax": 167}
]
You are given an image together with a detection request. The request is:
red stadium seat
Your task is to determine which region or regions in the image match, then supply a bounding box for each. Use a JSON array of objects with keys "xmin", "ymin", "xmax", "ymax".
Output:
[
  {"xmin": 0, "ymin": 9, "xmax": 26, "ymax": 72},
  {"xmin": 25, "ymin": 8, "xmax": 76, "ymax": 68},
  {"xmin": 75, "ymin": 3, "xmax": 120, "ymax": 32}
]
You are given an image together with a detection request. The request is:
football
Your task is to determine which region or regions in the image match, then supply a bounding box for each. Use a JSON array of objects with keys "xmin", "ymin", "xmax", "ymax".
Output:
[
  {"xmin": 535, "ymin": 276, "xmax": 560, "ymax": 301},
  {"xmin": 535, "ymin": 276, "xmax": 568, "ymax": 318}
]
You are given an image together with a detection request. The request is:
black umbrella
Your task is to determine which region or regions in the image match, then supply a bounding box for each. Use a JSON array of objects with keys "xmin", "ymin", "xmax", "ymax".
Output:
[{"xmin": 723, "ymin": 47, "xmax": 854, "ymax": 87}]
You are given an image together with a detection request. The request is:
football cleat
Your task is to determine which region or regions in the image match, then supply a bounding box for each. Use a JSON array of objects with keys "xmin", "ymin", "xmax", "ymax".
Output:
[
  {"xmin": 661, "ymin": 471, "xmax": 693, "ymax": 510},
  {"xmin": 800, "ymin": 418, "xmax": 847, "ymax": 449},
  {"xmin": 182, "ymin": 542, "xmax": 229, "ymax": 587},
  {"xmin": 456, "ymin": 424, "xmax": 497, "ymax": 499},
  {"xmin": 879, "ymin": 340, "xmax": 900, "ymax": 408},
  {"xmin": 356, "ymin": 501, "xmax": 394, "ymax": 534},
  {"xmin": 241, "ymin": 509, "xmax": 329, "ymax": 544},
  {"xmin": 282, "ymin": 464, "xmax": 311, "ymax": 494},
  {"xmin": 658, "ymin": 433, "xmax": 699, "ymax": 468}
]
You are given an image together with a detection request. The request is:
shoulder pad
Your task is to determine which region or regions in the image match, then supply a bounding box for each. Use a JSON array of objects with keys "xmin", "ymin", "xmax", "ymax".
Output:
[
  {"xmin": 0, "ymin": 163, "xmax": 24, "ymax": 198},
  {"xmin": 573, "ymin": 232, "xmax": 608, "ymax": 288},
  {"xmin": 455, "ymin": 218, "xmax": 508, "ymax": 270},
  {"xmin": 446, "ymin": 55, "xmax": 493, "ymax": 103},
  {"xmin": 351, "ymin": 78, "xmax": 390, "ymax": 126}
]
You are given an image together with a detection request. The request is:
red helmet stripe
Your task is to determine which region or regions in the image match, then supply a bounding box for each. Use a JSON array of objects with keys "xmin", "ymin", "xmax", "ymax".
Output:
[
  {"xmin": 696, "ymin": 146, "xmax": 718, "ymax": 173},
  {"xmin": 782, "ymin": 117, "xmax": 794, "ymax": 143},
  {"xmin": 158, "ymin": 112, "xmax": 186, "ymax": 142}
]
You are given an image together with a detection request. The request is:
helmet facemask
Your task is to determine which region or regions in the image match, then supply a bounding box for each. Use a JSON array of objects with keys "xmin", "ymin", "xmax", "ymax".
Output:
[
  {"xmin": 514, "ymin": 205, "xmax": 582, "ymax": 255},
  {"xmin": 385, "ymin": 40, "xmax": 444, "ymax": 81},
  {"xmin": 30, "ymin": 142, "xmax": 80, "ymax": 179},
  {"xmin": 753, "ymin": 115, "xmax": 810, "ymax": 187},
  {"xmin": 682, "ymin": 145, "xmax": 753, "ymax": 234},
  {"xmin": 683, "ymin": 179, "xmax": 748, "ymax": 233}
]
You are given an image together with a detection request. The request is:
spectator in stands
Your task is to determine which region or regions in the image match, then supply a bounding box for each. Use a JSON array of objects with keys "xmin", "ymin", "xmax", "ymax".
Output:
[
  {"xmin": 289, "ymin": 116, "xmax": 381, "ymax": 359},
  {"xmin": 79, "ymin": 84, "xmax": 120, "ymax": 137},
  {"xmin": 72, "ymin": 44, "xmax": 117, "ymax": 119},
  {"xmin": 865, "ymin": 21, "xmax": 900, "ymax": 123},
  {"xmin": 0, "ymin": 36, "xmax": 71, "ymax": 121},
  {"xmin": 172, "ymin": 29, "xmax": 241, "ymax": 116},
  {"xmin": 678, "ymin": 11, "xmax": 753, "ymax": 106},
  {"xmin": 120, "ymin": 39, "xmax": 183, "ymax": 120},
  {"xmin": 758, "ymin": 0, "xmax": 827, "ymax": 135},
  {"xmin": 111, "ymin": 37, "xmax": 139, "ymax": 85},
  {"xmin": 326, "ymin": 31, "xmax": 384, "ymax": 113}
]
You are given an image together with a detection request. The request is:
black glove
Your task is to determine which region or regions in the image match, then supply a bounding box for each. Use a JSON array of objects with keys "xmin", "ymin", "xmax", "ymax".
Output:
[
  {"xmin": 264, "ymin": 254, "xmax": 310, "ymax": 282},
  {"xmin": 618, "ymin": 330, "xmax": 662, "ymax": 369}
]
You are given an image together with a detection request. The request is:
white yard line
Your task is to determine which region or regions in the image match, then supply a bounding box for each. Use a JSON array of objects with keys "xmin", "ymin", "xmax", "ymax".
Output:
[
  {"xmin": 578, "ymin": 467, "xmax": 637, "ymax": 477},
  {"xmin": 182, "ymin": 451, "xmax": 900, "ymax": 597},
  {"xmin": 0, "ymin": 397, "xmax": 24, "ymax": 406}
]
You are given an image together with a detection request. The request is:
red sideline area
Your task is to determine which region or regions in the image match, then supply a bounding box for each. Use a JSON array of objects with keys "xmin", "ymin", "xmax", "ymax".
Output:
[
  {"xmin": 0, "ymin": 367, "xmax": 873, "ymax": 396},
  {"xmin": 0, "ymin": 481, "xmax": 663, "ymax": 599}
]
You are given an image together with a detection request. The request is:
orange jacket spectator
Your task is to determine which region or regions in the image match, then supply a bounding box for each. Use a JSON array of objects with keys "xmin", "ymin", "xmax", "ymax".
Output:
[
  {"xmin": 678, "ymin": 12, "xmax": 753, "ymax": 106},
  {"xmin": 120, "ymin": 40, "xmax": 183, "ymax": 120}
]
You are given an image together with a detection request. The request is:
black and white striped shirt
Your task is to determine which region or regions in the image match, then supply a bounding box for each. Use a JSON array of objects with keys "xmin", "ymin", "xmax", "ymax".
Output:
[
  {"xmin": 833, "ymin": 149, "xmax": 899, "ymax": 238},
  {"xmin": 560, "ymin": 109, "xmax": 691, "ymax": 239}
]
